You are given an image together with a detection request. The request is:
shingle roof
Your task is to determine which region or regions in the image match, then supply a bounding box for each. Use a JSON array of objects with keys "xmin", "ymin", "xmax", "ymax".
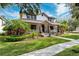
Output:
[{"xmin": 42, "ymin": 13, "xmax": 56, "ymax": 19}]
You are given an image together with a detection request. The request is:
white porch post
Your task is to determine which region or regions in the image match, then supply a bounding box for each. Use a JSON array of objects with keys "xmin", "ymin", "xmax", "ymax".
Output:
[
  {"xmin": 44, "ymin": 24, "xmax": 49, "ymax": 33},
  {"xmin": 40, "ymin": 25, "xmax": 42, "ymax": 33},
  {"xmin": 44, "ymin": 25, "xmax": 46, "ymax": 33},
  {"xmin": 36, "ymin": 24, "xmax": 41, "ymax": 32},
  {"xmin": 53, "ymin": 25, "xmax": 58, "ymax": 35},
  {"xmin": 36, "ymin": 24, "xmax": 39, "ymax": 32}
]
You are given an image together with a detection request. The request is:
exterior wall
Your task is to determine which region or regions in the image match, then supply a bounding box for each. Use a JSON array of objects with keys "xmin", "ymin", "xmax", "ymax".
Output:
[{"xmin": 37, "ymin": 15, "xmax": 48, "ymax": 21}]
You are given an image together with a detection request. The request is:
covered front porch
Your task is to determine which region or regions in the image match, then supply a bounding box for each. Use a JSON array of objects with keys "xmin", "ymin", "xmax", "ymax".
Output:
[{"xmin": 30, "ymin": 20, "xmax": 60, "ymax": 35}]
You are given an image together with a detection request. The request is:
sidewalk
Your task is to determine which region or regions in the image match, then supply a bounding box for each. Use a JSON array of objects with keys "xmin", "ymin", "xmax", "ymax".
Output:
[
  {"xmin": 20, "ymin": 39, "xmax": 79, "ymax": 56},
  {"xmin": 53, "ymin": 36, "xmax": 74, "ymax": 40}
]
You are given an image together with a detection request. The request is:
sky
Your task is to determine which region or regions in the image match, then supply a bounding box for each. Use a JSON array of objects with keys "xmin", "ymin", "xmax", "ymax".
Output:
[{"xmin": 0, "ymin": 3, "xmax": 71, "ymax": 20}]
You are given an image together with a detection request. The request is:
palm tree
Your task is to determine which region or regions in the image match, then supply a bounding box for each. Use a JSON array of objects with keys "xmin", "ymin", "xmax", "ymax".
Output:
[
  {"xmin": 3, "ymin": 20, "xmax": 30, "ymax": 35},
  {"xmin": 19, "ymin": 3, "xmax": 41, "ymax": 19},
  {"xmin": 0, "ymin": 3, "xmax": 41, "ymax": 19}
]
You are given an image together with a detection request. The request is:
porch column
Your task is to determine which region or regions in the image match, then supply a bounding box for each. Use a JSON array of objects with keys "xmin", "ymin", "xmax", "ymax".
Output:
[
  {"xmin": 48, "ymin": 25, "xmax": 50, "ymax": 33},
  {"xmin": 36, "ymin": 24, "xmax": 41, "ymax": 32},
  {"xmin": 43, "ymin": 23, "xmax": 50, "ymax": 33},
  {"xmin": 40, "ymin": 25, "xmax": 42, "ymax": 33},
  {"xmin": 53, "ymin": 25, "xmax": 58, "ymax": 33}
]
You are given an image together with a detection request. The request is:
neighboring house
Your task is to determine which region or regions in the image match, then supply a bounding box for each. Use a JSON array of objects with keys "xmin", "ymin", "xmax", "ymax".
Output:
[
  {"xmin": 0, "ymin": 19, "xmax": 5, "ymax": 33},
  {"xmin": 72, "ymin": 27, "xmax": 79, "ymax": 32},
  {"xmin": 22, "ymin": 13, "xmax": 60, "ymax": 34},
  {"xmin": 0, "ymin": 19, "xmax": 2, "ymax": 27}
]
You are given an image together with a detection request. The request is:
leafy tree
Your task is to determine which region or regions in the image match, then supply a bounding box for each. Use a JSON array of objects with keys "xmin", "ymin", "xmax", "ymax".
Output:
[
  {"xmin": 64, "ymin": 3, "xmax": 79, "ymax": 31},
  {"xmin": 69, "ymin": 3, "xmax": 79, "ymax": 20},
  {"xmin": 3, "ymin": 20, "xmax": 30, "ymax": 36},
  {"xmin": 68, "ymin": 18, "xmax": 79, "ymax": 31},
  {"xmin": 60, "ymin": 20, "xmax": 69, "ymax": 31}
]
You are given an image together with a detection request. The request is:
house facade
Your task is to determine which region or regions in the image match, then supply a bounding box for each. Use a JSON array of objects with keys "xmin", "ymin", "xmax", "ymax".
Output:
[
  {"xmin": 22, "ymin": 13, "xmax": 60, "ymax": 34},
  {"xmin": 0, "ymin": 13, "xmax": 60, "ymax": 34}
]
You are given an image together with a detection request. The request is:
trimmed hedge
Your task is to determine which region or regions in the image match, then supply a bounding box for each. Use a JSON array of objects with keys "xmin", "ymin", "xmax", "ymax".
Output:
[
  {"xmin": 0, "ymin": 32, "xmax": 39, "ymax": 42},
  {"xmin": 0, "ymin": 35, "xmax": 27, "ymax": 42}
]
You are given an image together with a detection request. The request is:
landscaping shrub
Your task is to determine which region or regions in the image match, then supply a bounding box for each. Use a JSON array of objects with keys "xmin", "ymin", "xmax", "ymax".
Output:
[
  {"xmin": 0, "ymin": 36, "xmax": 25, "ymax": 42},
  {"xmin": 3, "ymin": 20, "xmax": 30, "ymax": 36},
  {"xmin": 26, "ymin": 32, "xmax": 39, "ymax": 38},
  {"xmin": 0, "ymin": 32, "xmax": 39, "ymax": 42},
  {"xmin": 0, "ymin": 34, "xmax": 27, "ymax": 42}
]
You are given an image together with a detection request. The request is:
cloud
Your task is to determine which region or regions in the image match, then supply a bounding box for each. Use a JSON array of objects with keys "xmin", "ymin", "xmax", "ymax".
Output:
[
  {"xmin": 4, "ymin": 11, "xmax": 19, "ymax": 19},
  {"xmin": 60, "ymin": 12, "xmax": 70, "ymax": 19},
  {"xmin": 45, "ymin": 11, "xmax": 53, "ymax": 17},
  {"xmin": 0, "ymin": 8, "xmax": 19, "ymax": 19},
  {"xmin": 41, "ymin": 9, "xmax": 56, "ymax": 18},
  {"xmin": 55, "ymin": 4, "xmax": 70, "ymax": 17}
]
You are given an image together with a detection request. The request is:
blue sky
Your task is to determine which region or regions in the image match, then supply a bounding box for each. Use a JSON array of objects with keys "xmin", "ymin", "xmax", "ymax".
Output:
[{"xmin": 0, "ymin": 3, "xmax": 71, "ymax": 20}]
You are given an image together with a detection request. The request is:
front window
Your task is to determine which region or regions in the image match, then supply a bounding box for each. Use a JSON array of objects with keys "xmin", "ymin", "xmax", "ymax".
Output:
[
  {"xmin": 50, "ymin": 26, "xmax": 54, "ymax": 30},
  {"xmin": 31, "ymin": 25, "xmax": 36, "ymax": 30}
]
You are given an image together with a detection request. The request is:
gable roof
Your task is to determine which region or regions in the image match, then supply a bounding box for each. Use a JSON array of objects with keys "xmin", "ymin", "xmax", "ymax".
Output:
[{"xmin": 42, "ymin": 13, "xmax": 56, "ymax": 20}]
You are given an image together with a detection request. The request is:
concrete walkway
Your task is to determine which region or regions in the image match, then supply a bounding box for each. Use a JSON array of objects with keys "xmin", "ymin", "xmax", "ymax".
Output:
[
  {"xmin": 20, "ymin": 39, "xmax": 79, "ymax": 56},
  {"xmin": 53, "ymin": 36, "xmax": 74, "ymax": 40}
]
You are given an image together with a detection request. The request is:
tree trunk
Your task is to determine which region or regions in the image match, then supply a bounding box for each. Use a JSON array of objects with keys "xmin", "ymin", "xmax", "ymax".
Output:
[
  {"xmin": 19, "ymin": 9, "xmax": 23, "ymax": 19},
  {"xmin": 19, "ymin": 13, "xmax": 23, "ymax": 19}
]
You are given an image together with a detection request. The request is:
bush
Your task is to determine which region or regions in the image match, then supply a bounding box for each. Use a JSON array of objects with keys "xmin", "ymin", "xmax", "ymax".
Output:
[
  {"xmin": 0, "ymin": 32, "xmax": 39, "ymax": 42},
  {"xmin": 27, "ymin": 32, "xmax": 39, "ymax": 38},
  {"xmin": 0, "ymin": 36, "xmax": 25, "ymax": 42},
  {"xmin": 3, "ymin": 20, "xmax": 30, "ymax": 36},
  {"xmin": 0, "ymin": 34, "xmax": 30, "ymax": 42}
]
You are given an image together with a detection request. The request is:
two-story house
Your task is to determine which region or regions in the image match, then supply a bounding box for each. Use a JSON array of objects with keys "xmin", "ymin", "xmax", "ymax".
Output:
[
  {"xmin": 21, "ymin": 13, "xmax": 60, "ymax": 34},
  {"xmin": 0, "ymin": 13, "xmax": 60, "ymax": 34}
]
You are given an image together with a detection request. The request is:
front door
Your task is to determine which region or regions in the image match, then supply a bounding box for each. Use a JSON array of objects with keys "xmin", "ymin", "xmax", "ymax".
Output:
[{"xmin": 42, "ymin": 25, "xmax": 45, "ymax": 32}]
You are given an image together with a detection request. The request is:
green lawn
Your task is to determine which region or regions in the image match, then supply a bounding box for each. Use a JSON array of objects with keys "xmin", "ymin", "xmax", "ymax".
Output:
[
  {"xmin": 56, "ymin": 45, "xmax": 79, "ymax": 56},
  {"xmin": 61, "ymin": 34, "xmax": 79, "ymax": 39},
  {"xmin": 0, "ymin": 37, "xmax": 69, "ymax": 56}
]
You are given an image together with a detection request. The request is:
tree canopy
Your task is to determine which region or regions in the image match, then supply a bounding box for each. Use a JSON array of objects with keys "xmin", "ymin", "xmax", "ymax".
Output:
[
  {"xmin": 0, "ymin": 3, "xmax": 41, "ymax": 19},
  {"xmin": 3, "ymin": 20, "xmax": 30, "ymax": 36}
]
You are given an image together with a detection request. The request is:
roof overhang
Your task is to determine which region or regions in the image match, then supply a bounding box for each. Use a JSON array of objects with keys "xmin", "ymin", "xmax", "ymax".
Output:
[{"xmin": 23, "ymin": 19, "xmax": 60, "ymax": 25}]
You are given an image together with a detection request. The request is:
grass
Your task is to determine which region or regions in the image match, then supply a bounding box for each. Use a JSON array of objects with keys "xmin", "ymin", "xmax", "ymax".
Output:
[
  {"xmin": 56, "ymin": 45, "xmax": 79, "ymax": 56},
  {"xmin": 60, "ymin": 33, "xmax": 79, "ymax": 39},
  {"xmin": 0, "ymin": 37, "xmax": 69, "ymax": 56}
]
